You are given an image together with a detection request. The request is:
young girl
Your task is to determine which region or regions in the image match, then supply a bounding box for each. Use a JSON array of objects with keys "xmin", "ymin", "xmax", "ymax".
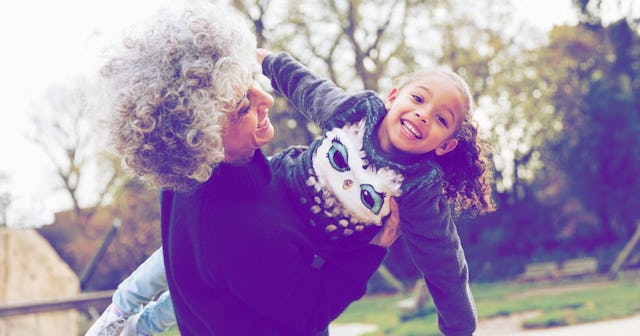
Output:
[
  {"xmin": 260, "ymin": 50, "xmax": 494, "ymax": 336},
  {"xmin": 89, "ymin": 34, "xmax": 493, "ymax": 336}
]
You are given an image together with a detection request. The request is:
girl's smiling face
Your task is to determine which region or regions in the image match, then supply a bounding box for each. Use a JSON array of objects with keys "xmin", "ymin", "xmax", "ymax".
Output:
[{"xmin": 377, "ymin": 72, "xmax": 465, "ymax": 157}]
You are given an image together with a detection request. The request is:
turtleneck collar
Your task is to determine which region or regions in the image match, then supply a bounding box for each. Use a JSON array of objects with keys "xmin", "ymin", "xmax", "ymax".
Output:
[{"xmin": 204, "ymin": 149, "xmax": 272, "ymax": 196}]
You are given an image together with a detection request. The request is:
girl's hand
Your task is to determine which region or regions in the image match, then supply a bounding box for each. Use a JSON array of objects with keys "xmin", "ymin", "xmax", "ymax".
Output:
[
  {"xmin": 256, "ymin": 48, "xmax": 273, "ymax": 64},
  {"xmin": 369, "ymin": 198, "xmax": 401, "ymax": 248}
]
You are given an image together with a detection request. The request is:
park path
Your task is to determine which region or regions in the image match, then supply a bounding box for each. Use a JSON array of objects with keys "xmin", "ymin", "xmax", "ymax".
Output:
[
  {"xmin": 329, "ymin": 323, "xmax": 378, "ymax": 336},
  {"xmin": 478, "ymin": 313, "xmax": 640, "ymax": 336}
]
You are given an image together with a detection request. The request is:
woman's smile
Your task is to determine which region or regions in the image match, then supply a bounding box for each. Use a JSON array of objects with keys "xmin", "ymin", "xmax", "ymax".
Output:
[{"xmin": 257, "ymin": 116, "xmax": 270, "ymax": 129}]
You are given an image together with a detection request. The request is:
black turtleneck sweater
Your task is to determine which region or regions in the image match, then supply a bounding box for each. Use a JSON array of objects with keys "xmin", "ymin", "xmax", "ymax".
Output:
[{"xmin": 161, "ymin": 150, "xmax": 386, "ymax": 336}]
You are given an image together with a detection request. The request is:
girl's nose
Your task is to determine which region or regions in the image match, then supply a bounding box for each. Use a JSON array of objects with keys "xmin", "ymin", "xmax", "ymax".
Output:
[{"xmin": 415, "ymin": 112, "xmax": 427, "ymax": 124}]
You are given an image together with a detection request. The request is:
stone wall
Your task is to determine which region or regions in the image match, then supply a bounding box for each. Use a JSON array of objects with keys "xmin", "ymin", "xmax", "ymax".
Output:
[{"xmin": 0, "ymin": 227, "xmax": 80, "ymax": 336}]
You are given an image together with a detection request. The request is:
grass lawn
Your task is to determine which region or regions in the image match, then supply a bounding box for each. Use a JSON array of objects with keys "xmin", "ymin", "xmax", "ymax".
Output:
[
  {"xmin": 335, "ymin": 277, "xmax": 640, "ymax": 335},
  {"xmin": 158, "ymin": 277, "xmax": 640, "ymax": 336}
]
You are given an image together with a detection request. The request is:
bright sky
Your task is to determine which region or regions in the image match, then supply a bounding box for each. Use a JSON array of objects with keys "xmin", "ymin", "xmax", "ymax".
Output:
[{"xmin": 0, "ymin": 0, "xmax": 577, "ymax": 227}]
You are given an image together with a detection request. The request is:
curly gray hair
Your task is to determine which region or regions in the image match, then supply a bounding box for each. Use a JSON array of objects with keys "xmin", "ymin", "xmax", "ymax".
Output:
[{"xmin": 101, "ymin": 4, "xmax": 257, "ymax": 192}]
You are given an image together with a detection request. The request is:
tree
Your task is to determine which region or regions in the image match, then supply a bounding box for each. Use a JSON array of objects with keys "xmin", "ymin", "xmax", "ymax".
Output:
[
  {"xmin": 31, "ymin": 79, "xmax": 165, "ymax": 289},
  {"xmin": 28, "ymin": 78, "xmax": 126, "ymax": 230},
  {"xmin": 572, "ymin": 0, "xmax": 640, "ymax": 30},
  {"xmin": 539, "ymin": 11, "xmax": 640, "ymax": 243}
]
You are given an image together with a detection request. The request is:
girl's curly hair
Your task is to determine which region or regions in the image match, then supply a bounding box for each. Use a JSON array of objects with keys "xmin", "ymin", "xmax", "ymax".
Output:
[
  {"xmin": 101, "ymin": 5, "xmax": 257, "ymax": 192},
  {"xmin": 397, "ymin": 70, "xmax": 496, "ymax": 216}
]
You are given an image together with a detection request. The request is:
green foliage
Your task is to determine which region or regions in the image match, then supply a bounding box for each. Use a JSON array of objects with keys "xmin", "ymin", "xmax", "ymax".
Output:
[{"xmin": 533, "ymin": 14, "xmax": 640, "ymax": 243}]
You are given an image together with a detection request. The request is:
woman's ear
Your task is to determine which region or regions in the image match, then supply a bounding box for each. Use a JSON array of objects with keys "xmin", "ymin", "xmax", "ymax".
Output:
[
  {"xmin": 435, "ymin": 138, "xmax": 458, "ymax": 156},
  {"xmin": 385, "ymin": 88, "xmax": 399, "ymax": 110}
]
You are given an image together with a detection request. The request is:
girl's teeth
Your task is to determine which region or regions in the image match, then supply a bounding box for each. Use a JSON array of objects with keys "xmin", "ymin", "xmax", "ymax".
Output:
[{"xmin": 402, "ymin": 121, "xmax": 422, "ymax": 138}]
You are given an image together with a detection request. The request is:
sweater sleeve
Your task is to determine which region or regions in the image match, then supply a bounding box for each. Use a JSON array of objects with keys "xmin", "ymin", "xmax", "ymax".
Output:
[
  {"xmin": 399, "ymin": 184, "xmax": 477, "ymax": 336},
  {"xmin": 262, "ymin": 52, "xmax": 353, "ymax": 128},
  {"xmin": 206, "ymin": 213, "xmax": 386, "ymax": 334}
]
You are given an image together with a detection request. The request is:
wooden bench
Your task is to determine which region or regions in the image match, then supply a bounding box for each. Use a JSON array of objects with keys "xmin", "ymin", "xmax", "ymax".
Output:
[
  {"xmin": 560, "ymin": 257, "xmax": 598, "ymax": 278},
  {"xmin": 517, "ymin": 262, "xmax": 559, "ymax": 282}
]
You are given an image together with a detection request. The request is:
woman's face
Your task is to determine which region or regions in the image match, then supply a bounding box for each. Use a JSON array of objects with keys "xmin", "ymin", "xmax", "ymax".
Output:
[{"xmin": 222, "ymin": 82, "xmax": 275, "ymax": 164}]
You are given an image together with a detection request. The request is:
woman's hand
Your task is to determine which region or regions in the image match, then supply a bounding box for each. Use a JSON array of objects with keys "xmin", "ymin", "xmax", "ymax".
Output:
[
  {"xmin": 369, "ymin": 198, "xmax": 401, "ymax": 248},
  {"xmin": 257, "ymin": 48, "xmax": 273, "ymax": 64}
]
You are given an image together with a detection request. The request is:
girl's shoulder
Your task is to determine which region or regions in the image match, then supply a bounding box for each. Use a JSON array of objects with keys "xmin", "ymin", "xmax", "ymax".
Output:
[{"xmin": 399, "ymin": 166, "xmax": 445, "ymax": 201}]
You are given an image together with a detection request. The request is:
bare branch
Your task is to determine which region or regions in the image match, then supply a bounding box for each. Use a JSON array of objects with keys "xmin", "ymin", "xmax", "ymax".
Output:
[{"xmin": 29, "ymin": 78, "xmax": 124, "ymax": 222}]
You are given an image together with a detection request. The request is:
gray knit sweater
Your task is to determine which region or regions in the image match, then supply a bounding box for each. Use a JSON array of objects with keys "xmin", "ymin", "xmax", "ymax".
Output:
[{"xmin": 264, "ymin": 52, "xmax": 477, "ymax": 336}]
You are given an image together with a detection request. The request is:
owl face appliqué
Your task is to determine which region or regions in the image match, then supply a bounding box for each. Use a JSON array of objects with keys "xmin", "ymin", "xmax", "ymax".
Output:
[{"xmin": 308, "ymin": 120, "xmax": 404, "ymax": 226}]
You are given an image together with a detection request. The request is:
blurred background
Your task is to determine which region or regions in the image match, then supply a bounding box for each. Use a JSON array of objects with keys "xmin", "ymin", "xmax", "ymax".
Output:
[{"xmin": 0, "ymin": 0, "xmax": 639, "ymax": 334}]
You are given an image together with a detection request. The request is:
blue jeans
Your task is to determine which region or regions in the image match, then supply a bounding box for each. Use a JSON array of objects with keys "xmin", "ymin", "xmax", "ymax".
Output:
[{"xmin": 112, "ymin": 247, "xmax": 175, "ymax": 334}]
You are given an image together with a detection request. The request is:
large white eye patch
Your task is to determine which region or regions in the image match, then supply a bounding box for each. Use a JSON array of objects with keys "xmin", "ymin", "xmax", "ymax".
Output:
[{"xmin": 309, "ymin": 120, "xmax": 403, "ymax": 226}]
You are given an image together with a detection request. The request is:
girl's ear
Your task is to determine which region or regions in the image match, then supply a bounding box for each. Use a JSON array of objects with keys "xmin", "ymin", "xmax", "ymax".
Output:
[
  {"xmin": 385, "ymin": 88, "xmax": 399, "ymax": 110},
  {"xmin": 435, "ymin": 138, "xmax": 458, "ymax": 156}
]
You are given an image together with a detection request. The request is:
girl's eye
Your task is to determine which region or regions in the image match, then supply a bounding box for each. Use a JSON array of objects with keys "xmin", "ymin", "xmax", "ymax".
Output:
[
  {"xmin": 437, "ymin": 115, "xmax": 449, "ymax": 128},
  {"xmin": 411, "ymin": 94, "xmax": 423, "ymax": 104}
]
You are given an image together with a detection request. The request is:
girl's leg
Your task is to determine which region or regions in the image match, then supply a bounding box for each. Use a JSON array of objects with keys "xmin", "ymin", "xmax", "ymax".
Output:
[
  {"xmin": 85, "ymin": 247, "xmax": 168, "ymax": 336},
  {"xmin": 113, "ymin": 247, "xmax": 168, "ymax": 315},
  {"xmin": 136, "ymin": 291, "xmax": 176, "ymax": 334}
]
